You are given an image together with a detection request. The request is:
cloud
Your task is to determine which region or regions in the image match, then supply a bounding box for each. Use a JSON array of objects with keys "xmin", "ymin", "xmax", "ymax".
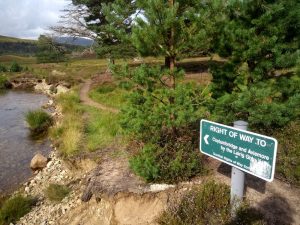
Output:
[{"xmin": 0, "ymin": 0, "xmax": 69, "ymax": 39}]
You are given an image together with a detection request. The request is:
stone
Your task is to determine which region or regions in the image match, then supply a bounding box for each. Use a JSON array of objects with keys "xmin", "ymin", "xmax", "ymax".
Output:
[
  {"xmin": 25, "ymin": 186, "xmax": 30, "ymax": 193},
  {"xmin": 40, "ymin": 220, "xmax": 47, "ymax": 225},
  {"xmin": 46, "ymin": 161, "xmax": 53, "ymax": 168},
  {"xmin": 149, "ymin": 184, "xmax": 175, "ymax": 192},
  {"xmin": 30, "ymin": 153, "xmax": 48, "ymax": 170},
  {"xmin": 48, "ymin": 99, "xmax": 54, "ymax": 106},
  {"xmin": 56, "ymin": 85, "xmax": 68, "ymax": 95}
]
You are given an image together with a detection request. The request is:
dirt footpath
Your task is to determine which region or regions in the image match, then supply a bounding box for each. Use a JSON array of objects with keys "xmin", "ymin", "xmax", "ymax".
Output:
[{"xmin": 79, "ymin": 78, "xmax": 119, "ymax": 113}]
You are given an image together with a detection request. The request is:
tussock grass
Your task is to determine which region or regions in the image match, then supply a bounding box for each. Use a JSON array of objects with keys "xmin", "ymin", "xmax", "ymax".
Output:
[
  {"xmin": 0, "ymin": 75, "xmax": 9, "ymax": 89},
  {"xmin": 50, "ymin": 91, "xmax": 84, "ymax": 156},
  {"xmin": 25, "ymin": 110, "xmax": 52, "ymax": 136},
  {"xmin": 45, "ymin": 184, "xmax": 70, "ymax": 202},
  {"xmin": 60, "ymin": 120, "xmax": 83, "ymax": 155},
  {"xmin": 0, "ymin": 195, "xmax": 34, "ymax": 225}
]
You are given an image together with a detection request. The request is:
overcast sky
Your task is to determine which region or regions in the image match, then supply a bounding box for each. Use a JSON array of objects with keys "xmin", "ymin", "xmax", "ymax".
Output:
[{"xmin": 0, "ymin": 0, "xmax": 69, "ymax": 40}]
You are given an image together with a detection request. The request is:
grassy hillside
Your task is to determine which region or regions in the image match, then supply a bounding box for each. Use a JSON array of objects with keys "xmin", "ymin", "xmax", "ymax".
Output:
[
  {"xmin": 0, "ymin": 35, "xmax": 37, "ymax": 56},
  {"xmin": 0, "ymin": 35, "xmax": 85, "ymax": 56},
  {"xmin": 0, "ymin": 55, "xmax": 36, "ymax": 64},
  {"xmin": 0, "ymin": 35, "xmax": 36, "ymax": 43}
]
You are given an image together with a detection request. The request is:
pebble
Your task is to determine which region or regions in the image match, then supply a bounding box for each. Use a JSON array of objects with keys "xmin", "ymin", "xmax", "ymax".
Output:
[{"xmin": 25, "ymin": 187, "xmax": 30, "ymax": 193}]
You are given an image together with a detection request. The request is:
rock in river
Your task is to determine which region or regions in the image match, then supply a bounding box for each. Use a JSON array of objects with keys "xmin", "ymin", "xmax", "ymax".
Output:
[{"xmin": 30, "ymin": 153, "xmax": 48, "ymax": 170}]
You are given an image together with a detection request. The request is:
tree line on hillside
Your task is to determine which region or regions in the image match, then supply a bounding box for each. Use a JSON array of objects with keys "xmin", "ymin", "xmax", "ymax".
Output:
[
  {"xmin": 0, "ymin": 35, "xmax": 86, "ymax": 61},
  {"xmin": 54, "ymin": 0, "xmax": 300, "ymax": 185},
  {"xmin": 0, "ymin": 42, "xmax": 37, "ymax": 56}
]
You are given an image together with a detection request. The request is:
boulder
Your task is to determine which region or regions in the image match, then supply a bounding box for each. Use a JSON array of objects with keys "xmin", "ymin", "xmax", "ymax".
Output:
[
  {"xmin": 30, "ymin": 153, "xmax": 48, "ymax": 170},
  {"xmin": 4, "ymin": 81, "xmax": 13, "ymax": 89}
]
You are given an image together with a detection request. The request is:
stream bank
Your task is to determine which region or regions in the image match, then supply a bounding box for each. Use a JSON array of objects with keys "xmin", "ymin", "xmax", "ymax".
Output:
[{"xmin": 0, "ymin": 78, "xmax": 69, "ymax": 196}]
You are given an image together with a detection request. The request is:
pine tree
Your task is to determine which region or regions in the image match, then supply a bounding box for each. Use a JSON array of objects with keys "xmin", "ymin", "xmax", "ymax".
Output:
[
  {"xmin": 132, "ymin": 0, "xmax": 213, "ymax": 70},
  {"xmin": 72, "ymin": 0, "xmax": 137, "ymax": 61},
  {"xmin": 36, "ymin": 35, "xmax": 67, "ymax": 63},
  {"xmin": 210, "ymin": 0, "xmax": 300, "ymax": 129},
  {"xmin": 111, "ymin": 0, "xmax": 224, "ymax": 182}
]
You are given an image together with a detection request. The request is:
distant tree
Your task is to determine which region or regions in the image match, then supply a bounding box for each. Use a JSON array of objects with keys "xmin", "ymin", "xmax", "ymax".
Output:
[
  {"xmin": 0, "ymin": 42, "xmax": 37, "ymax": 56},
  {"xmin": 210, "ymin": 0, "xmax": 300, "ymax": 129},
  {"xmin": 0, "ymin": 64, "xmax": 7, "ymax": 72},
  {"xmin": 52, "ymin": 0, "xmax": 137, "ymax": 62},
  {"xmin": 10, "ymin": 61, "xmax": 23, "ymax": 72},
  {"xmin": 36, "ymin": 35, "xmax": 67, "ymax": 63}
]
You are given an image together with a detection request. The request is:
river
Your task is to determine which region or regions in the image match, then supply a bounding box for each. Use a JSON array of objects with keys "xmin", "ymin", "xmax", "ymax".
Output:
[{"xmin": 0, "ymin": 90, "xmax": 51, "ymax": 194}]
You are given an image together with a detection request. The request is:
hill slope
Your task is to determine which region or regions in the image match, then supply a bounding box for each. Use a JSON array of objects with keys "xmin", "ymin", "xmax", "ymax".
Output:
[
  {"xmin": 0, "ymin": 35, "xmax": 36, "ymax": 43},
  {"xmin": 0, "ymin": 35, "xmax": 89, "ymax": 56}
]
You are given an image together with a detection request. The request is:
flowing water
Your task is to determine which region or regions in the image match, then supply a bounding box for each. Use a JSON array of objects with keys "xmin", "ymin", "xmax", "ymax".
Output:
[{"xmin": 0, "ymin": 90, "xmax": 51, "ymax": 194}]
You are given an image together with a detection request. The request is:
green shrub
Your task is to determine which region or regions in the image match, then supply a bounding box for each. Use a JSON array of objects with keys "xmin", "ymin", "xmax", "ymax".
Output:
[
  {"xmin": 25, "ymin": 110, "xmax": 53, "ymax": 135},
  {"xmin": 130, "ymin": 141, "xmax": 205, "ymax": 183},
  {"xmin": 45, "ymin": 184, "xmax": 70, "ymax": 202},
  {"xmin": 130, "ymin": 144, "xmax": 160, "ymax": 181},
  {"xmin": 211, "ymin": 78, "xmax": 300, "ymax": 130},
  {"xmin": 10, "ymin": 61, "xmax": 23, "ymax": 72},
  {"xmin": 0, "ymin": 75, "xmax": 10, "ymax": 89},
  {"xmin": 157, "ymin": 181, "xmax": 266, "ymax": 225},
  {"xmin": 49, "ymin": 85, "xmax": 57, "ymax": 94},
  {"xmin": 118, "ymin": 81, "xmax": 133, "ymax": 90},
  {"xmin": 113, "ymin": 65, "xmax": 210, "ymax": 183},
  {"xmin": 0, "ymin": 64, "xmax": 7, "ymax": 72},
  {"xmin": 0, "ymin": 195, "xmax": 34, "ymax": 225},
  {"xmin": 210, "ymin": 0, "xmax": 300, "ymax": 131}
]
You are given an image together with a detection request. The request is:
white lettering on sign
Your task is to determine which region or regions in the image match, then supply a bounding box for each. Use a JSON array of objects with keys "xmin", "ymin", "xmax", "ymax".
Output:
[
  {"xmin": 247, "ymin": 149, "xmax": 269, "ymax": 161},
  {"xmin": 229, "ymin": 131, "xmax": 238, "ymax": 138},
  {"xmin": 255, "ymin": 138, "xmax": 267, "ymax": 147},
  {"xmin": 210, "ymin": 125, "xmax": 228, "ymax": 135},
  {"xmin": 239, "ymin": 134, "xmax": 254, "ymax": 143}
]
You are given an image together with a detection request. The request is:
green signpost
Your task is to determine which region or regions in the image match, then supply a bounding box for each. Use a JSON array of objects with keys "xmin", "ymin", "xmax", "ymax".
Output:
[{"xmin": 200, "ymin": 119, "xmax": 278, "ymax": 182}]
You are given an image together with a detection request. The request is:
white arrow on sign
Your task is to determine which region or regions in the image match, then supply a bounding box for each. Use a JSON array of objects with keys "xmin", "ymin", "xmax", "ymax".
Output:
[{"xmin": 204, "ymin": 135, "xmax": 209, "ymax": 145}]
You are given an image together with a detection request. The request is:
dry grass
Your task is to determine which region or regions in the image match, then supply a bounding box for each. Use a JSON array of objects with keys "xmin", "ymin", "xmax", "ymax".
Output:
[
  {"xmin": 50, "ymin": 90, "xmax": 85, "ymax": 156},
  {"xmin": 184, "ymin": 73, "xmax": 212, "ymax": 85},
  {"xmin": 60, "ymin": 119, "xmax": 83, "ymax": 155}
]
